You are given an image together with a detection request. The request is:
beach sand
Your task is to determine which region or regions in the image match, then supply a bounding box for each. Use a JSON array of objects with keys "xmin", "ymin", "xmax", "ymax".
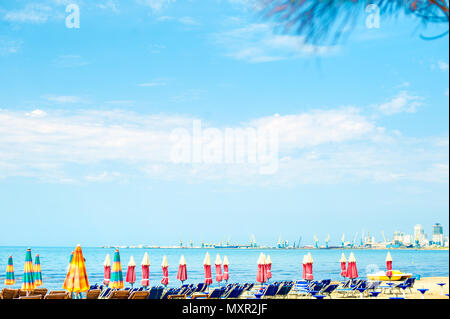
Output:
[{"xmin": 325, "ymin": 277, "xmax": 450, "ymax": 299}]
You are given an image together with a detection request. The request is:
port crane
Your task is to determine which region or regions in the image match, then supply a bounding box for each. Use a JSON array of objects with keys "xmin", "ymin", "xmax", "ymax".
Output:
[
  {"xmin": 361, "ymin": 229, "xmax": 365, "ymax": 246},
  {"xmin": 381, "ymin": 231, "xmax": 388, "ymax": 245},
  {"xmin": 325, "ymin": 234, "xmax": 330, "ymax": 248},
  {"xmin": 351, "ymin": 232, "xmax": 358, "ymax": 248},
  {"xmin": 313, "ymin": 235, "xmax": 319, "ymax": 248}
]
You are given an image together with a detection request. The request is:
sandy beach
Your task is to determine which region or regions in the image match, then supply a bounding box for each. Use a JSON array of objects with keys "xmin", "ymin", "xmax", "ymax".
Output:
[{"xmin": 305, "ymin": 277, "xmax": 450, "ymax": 299}]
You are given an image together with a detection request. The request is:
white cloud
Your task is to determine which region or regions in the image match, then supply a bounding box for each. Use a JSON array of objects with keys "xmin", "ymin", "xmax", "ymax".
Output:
[
  {"xmin": 44, "ymin": 95, "xmax": 83, "ymax": 103},
  {"xmin": 97, "ymin": 0, "xmax": 120, "ymax": 13},
  {"xmin": 376, "ymin": 91, "xmax": 424, "ymax": 115},
  {"xmin": 2, "ymin": 3, "xmax": 54, "ymax": 23},
  {"xmin": 136, "ymin": 0, "xmax": 176, "ymax": 12},
  {"xmin": 0, "ymin": 39, "xmax": 22, "ymax": 55},
  {"xmin": 0, "ymin": 107, "xmax": 447, "ymax": 185},
  {"xmin": 438, "ymin": 60, "xmax": 449, "ymax": 71},
  {"xmin": 213, "ymin": 23, "xmax": 339, "ymax": 63}
]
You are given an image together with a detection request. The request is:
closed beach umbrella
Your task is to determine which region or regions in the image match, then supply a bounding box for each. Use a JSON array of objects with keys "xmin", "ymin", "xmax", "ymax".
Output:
[
  {"xmin": 256, "ymin": 253, "xmax": 267, "ymax": 284},
  {"xmin": 21, "ymin": 248, "xmax": 35, "ymax": 292},
  {"xmin": 214, "ymin": 254, "xmax": 223, "ymax": 283},
  {"xmin": 141, "ymin": 252, "xmax": 150, "ymax": 287},
  {"xmin": 33, "ymin": 254, "xmax": 43, "ymax": 287},
  {"xmin": 103, "ymin": 254, "xmax": 111, "ymax": 285},
  {"xmin": 203, "ymin": 252, "xmax": 213, "ymax": 285},
  {"xmin": 5, "ymin": 256, "xmax": 15, "ymax": 286},
  {"xmin": 305, "ymin": 253, "xmax": 314, "ymax": 281},
  {"xmin": 177, "ymin": 255, "xmax": 188, "ymax": 284},
  {"xmin": 339, "ymin": 253, "xmax": 347, "ymax": 278},
  {"xmin": 63, "ymin": 245, "xmax": 89, "ymax": 294},
  {"xmin": 126, "ymin": 256, "xmax": 136, "ymax": 287},
  {"xmin": 346, "ymin": 252, "xmax": 358, "ymax": 279},
  {"xmin": 161, "ymin": 256, "xmax": 169, "ymax": 286},
  {"xmin": 386, "ymin": 252, "xmax": 393, "ymax": 278},
  {"xmin": 302, "ymin": 255, "xmax": 307, "ymax": 280},
  {"xmin": 222, "ymin": 256, "xmax": 230, "ymax": 282},
  {"xmin": 109, "ymin": 249, "xmax": 124, "ymax": 289},
  {"xmin": 266, "ymin": 255, "xmax": 272, "ymax": 280}
]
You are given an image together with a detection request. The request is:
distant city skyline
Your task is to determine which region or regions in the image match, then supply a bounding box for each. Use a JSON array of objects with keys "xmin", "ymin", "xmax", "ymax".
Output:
[{"xmin": 0, "ymin": 1, "xmax": 448, "ymax": 247}]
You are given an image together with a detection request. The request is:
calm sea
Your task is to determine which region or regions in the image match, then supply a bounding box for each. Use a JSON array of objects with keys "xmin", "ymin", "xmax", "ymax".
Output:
[{"xmin": 0, "ymin": 247, "xmax": 448, "ymax": 290}]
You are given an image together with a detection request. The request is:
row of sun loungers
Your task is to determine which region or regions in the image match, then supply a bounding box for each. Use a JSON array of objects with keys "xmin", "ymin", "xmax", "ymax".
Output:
[{"xmin": 0, "ymin": 278, "xmax": 417, "ymax": 300}]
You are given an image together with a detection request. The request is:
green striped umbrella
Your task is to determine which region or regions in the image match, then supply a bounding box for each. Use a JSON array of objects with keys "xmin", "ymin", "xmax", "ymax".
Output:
[
  {"xmin": 34, "ymin": 254, "xmax": 43, "ymax": 287},
  {"xmin": 21, "ymin": 249, "xmax": 35, "ymax": 291},
  {"xmin": 109, "ymin": 249, "xmax": 124, "ymax": 289},
  {"xmin": 5, "ymin": 255, "xmax": 15, "ymax": 286}
]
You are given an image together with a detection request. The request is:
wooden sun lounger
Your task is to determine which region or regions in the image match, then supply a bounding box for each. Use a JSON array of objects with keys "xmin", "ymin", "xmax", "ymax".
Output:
[
  {"xmin": 0, "ymin": 288, "xmax": 19, "ymax": 299},
  {"xmin": 86, "ymin": 289, "xmax": 102, "ymax": 299},
  {"xmin": 128, "ymin": 291, "xmax": 150, "ymax": 299},
  {"xmin": 44, "ymin": 292, "xmax": 71, "ymax": 299},
  {"xmin": 108, "ymin": 290, "xmax": 130, "ymax": 299},
  {"xmin": 48, "ymin": 290, "xmax": 68, "ymax": 295},
  {"xmin": 31, "ymin": 288, "xmax": 48, "ymax": 298},
  {"xmin": 19, "ymin": 295, "xmax": 42, "ymax": 299}
]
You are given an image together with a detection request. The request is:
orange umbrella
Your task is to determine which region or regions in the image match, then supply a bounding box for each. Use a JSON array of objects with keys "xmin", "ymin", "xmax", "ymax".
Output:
[{"xmin": 63, "ymin": 245, "xmax": 89, "ymax": 293}]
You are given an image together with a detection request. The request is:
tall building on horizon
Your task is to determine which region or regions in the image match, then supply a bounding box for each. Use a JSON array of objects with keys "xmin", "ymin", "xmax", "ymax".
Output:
[
  {"xmin": 432, "ymin": 223, "xmax": 444, "ymax": 246},
  {"xmin": 414, "ymin": 224, "xmax": 427, "ymax": 247}
]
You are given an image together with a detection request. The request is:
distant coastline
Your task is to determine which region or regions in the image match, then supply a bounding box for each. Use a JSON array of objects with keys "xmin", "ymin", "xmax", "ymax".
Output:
[{"xmin": 99, "ymin": 246, "xmax": 449, "ymax": 251}]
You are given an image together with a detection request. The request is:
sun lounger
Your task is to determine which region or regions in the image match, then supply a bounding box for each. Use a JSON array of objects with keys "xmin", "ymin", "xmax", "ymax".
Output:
[
  {"xmin": 275, "ymin": 282, "xmax": 294, "ymax": 298},
  {"xmin": 48, "ymin": 290, "xmax": 68, "ymax": 295},
  {"xmin": 192, "ymin": 287, "xmax": 227, "ymax": 299},
  {"xmin": 108, "ymin": 290, "xmax": 130, "ymax": 299},
  {"xmin": 99, "ymin": 288, "xmax": 113, "ymax": 298},
  {"xmin": 320, "ymin": 284, "xmax": 339, "ymax": 299},
  {"xmin": 19, "ymin": 295, "xmax": 42, "ymax": 299},
  {"xmin": 129, "ymin": 291, "xmax": 150, "ymax": 299},
  {"xmin": 224, "ymin": 286, "xmax": 245, "ymax": 299},
  {"xmin": 162, "ymin": 288, "xmax": 182, "ymax": 299},
  {"xmin": 86, "ymin": 289, "xmax": 101, "ymax": 299},
  {"xmin": 0, "ymin": 288, "xmax": 19, "ymax": 299},
  {"xmin": 31, "ymin": 288, "xmax": 48, "ymax": 298},
  {"xmin": 44, "ymin": 293, "xmax": 70, "ymax": 299}
]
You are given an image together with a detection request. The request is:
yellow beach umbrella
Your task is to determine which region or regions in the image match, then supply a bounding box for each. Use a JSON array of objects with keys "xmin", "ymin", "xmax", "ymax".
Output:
[{"xmin": 63, "ymin": 245, "xmax": 89, "ymax": 293}]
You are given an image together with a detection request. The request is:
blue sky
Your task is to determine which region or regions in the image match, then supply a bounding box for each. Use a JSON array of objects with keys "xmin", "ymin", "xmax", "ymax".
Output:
[{"xmin": 0, "ymin": 0, "xmax": 448, "ymax": 247}]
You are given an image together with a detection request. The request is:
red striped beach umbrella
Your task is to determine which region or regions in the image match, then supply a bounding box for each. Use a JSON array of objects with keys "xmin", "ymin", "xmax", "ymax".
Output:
[
  {"xmin": 141, "ymin": 252, "xmax": 150, "ymax": 287},
  {"xmin": 265, "ymin": 255, "xmax": 272, "ymax": 280},
  {"xmin": 302, "ymin": 255, "xmax": 307, "ymax": 280},
  {"xmin": 109, "ymin": 249, "xmax": 124, "ymax": 289},
  {"xmin": 103, "ymin": 254, "xmax": 111, "ymax": 285},
  {"xmin": 339, "ymin": 253, "xmax": 347, "ymax": 278},
  {"xmin": 346, "ymin": 252, "xmax": 358, "ymax": 279},
  {"xmin": 126, "ymin": 256, "xmax": 136, "ymax": 287},
  {"xmin": 214, "ymin": 254, "xmax": 223, "ymax": 283},
  {"xmin": 33, "ymin": 254, "xmax": 43, "ymax": 287},
  {"xmin": 386, "ymin": 252, "xmax": 393, "ymax": 278},
  {"xmin": 21, "ymin": 249, "xmax": 35, "ymax": 292},
  {"xmin": 305, "ymin": 253, "xmax": 314, "ymax": 281},
  {"xmin": 5, "ymin": 256, "xmax": 15, "ymax": 286},
  {"xmin": 177, "ymin": 255, "xmax": 188, "ymax": 284},
  {"xmin": 161, "ymin": 256, "xmax": 169, "ymax": 286},
  {"xmin": 203, "ymin": 252, "xmax": 213, "ymax": 286},
  {"xmin": 256, "ymin": 253, "xmax": 267, "ymax": 284},
  {"xmin": 222, "ymin": 256, "xmax": 230, "ymax": 282}
]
